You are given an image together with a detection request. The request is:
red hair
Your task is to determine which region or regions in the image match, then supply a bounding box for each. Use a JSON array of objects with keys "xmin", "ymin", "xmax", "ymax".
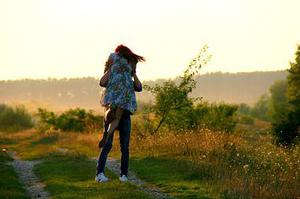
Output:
[{"xmin": 115, "ymin": 45, "xmax": 145, "ymax": 63}]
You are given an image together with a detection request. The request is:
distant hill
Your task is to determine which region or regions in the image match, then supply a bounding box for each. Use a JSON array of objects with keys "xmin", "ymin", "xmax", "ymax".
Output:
[
  {"xmin": 193, "ymin": 71, "xmax": 287, "ymax": 104},
  {"xmin": 0, "ymin": 71, "xmax": 287, "ymax": 111},
  {"xmin": 0, "ymin": 77, "xmax": 101, "ymax": 112},
  {"xmin": 140, "ymin": 70, "xmax": 287, "ymax": 105}
]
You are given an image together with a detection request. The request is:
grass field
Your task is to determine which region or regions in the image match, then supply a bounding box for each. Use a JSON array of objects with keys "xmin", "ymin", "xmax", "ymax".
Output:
[
  {"xmin": 0, "ymin": 118, "xmax": 299, "ymax": 199},
  {"xmin": 35, "ymin": 153, "xmax": 151, "ymax": 199}
]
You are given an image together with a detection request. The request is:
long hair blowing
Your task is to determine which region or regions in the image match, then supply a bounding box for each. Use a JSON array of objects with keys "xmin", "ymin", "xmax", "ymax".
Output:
[{"xmin": 115, "ymin": 45, "xmax": 145, "ymax": 63}]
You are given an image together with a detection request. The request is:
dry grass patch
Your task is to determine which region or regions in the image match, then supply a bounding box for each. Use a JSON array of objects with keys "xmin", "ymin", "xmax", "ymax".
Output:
[{"xmin": 130, "ymin": 129, "xmax": 300, "ymax": 198}]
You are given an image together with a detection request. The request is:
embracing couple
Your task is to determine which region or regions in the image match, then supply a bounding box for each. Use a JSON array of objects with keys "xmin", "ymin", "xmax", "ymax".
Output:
[{"xmin": 95, "ymin": 45, "xmax": 144, "ymax": 183}]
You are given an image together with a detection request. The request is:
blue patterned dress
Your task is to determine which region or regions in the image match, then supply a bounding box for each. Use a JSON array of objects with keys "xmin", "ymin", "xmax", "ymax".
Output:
[{"xmin": 101, "ymin": 53, "xmax": 137, "ymax": 113}]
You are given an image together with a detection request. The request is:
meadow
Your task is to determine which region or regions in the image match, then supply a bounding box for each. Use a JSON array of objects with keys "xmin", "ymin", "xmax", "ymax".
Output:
[{"xmin": 0, "ymin": 106, "xmax": 299, "ymax": 199}]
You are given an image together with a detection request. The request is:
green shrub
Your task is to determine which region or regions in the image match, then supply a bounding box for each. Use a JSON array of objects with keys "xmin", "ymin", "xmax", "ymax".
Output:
[
  {"xmin": 0, "ymin": 104, "xmax": 33, "ymax": 132},
  {"xmin": 36, "ymin": 108, "xmax": 57, "ymax": 133},
  {"xmin": 270, "ymin": 45, "xmax": 300, "ymax": 146},
  {"xmin": 275, "ymin": 46, "xmax": 300, "ymax": 146},
  {"xmin": 195, "ymin": 103, "xmax": 238, "ymax": 133},
  {"xmin": 251, "ymin": 94, "xmax": 271, "ymax": 121},
  {"xmin": 237, "ymin": 103, "xmax": 252, "ymax": 115},
  {"xmin": 271, "ymin": 118, "xmax": 299, "ymax": 146},
  {"xmin": 144, "ymin": 45, "xmax": 212, "ymax": 133},
  {"xmin": 143, "ymin": 45, "xmax": 237, "ymax": 133},
  {"xmin": 148, "ymin": 80, "xmax": 197, "ymax": 132},
  {"xmin": 36, "ymin": 108, "xmax": 103, "ymax": 133},
  {"xmin": 137, "ymin": 102, "xmax": 238, "ymax": 134}
]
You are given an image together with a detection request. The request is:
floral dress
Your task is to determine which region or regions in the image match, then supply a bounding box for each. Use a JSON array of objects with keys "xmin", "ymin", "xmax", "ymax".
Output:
[{"xmin": 100, "ymin": 53, "xmax": 137, "ymax": 113}]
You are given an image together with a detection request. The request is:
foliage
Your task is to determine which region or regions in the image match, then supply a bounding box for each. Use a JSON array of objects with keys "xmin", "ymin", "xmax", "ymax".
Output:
[
  {"xmin": 144, "ymin": 45, "xmax": 213, "ymax": 133},
  {"xmin": 144, "ymin": 46, "xmax": 238, "ymax": 133},
  {"xmin": 287, "ymin": 46, "xmax": 300, "ymax": 115},
  {"xmin": 36, "ymin": 108, "xmax": 103, "ymax": 133},
  {"xmin": 146, "ymin": 80, "xmax": 196, "ymax": 132},
  {"xmin": 134, "ymin": 101, "xmax": 238, "ymax": 138},
  {"xmin": 269, "ymin": 80, "xmax": 290, "ymax": 145},
  {"xmin": 271, "ymin": 46, "xmax": 300, "ymax": 145},
  {"xmin": 3, "ymin": 119, "xmax": 299, "ymax": 198},
  {"xmin": 195, "ymin": 103, "xmax": 238, "ymax": 133},
  {"xmin": 236, "ymin": 103, "xmax": 255, "ymax": 125},
  {"xmin": 269, "ymin": 80, "xmax": 288, "ymax": 123},
  {"xmin": 286, "ymin": 45, "xmax": 300, "ymax": 144},
  {"xmin": 132, "ymin": 129, "xmax": 300, "ymax": 199},
  {"xmin": 251, "ymin": 94, "xmax": 270, "ymax": 121},
  {"xmin": 36, "ymin": 108, "xmax": 57, "ymax": 133},
  {"xmin": 237, "ymin": 103, "xmax": 252, "ymax": 116},
  {"xmin": 0, "ymin": 104, "xmax": 33, "ymax": 132}
]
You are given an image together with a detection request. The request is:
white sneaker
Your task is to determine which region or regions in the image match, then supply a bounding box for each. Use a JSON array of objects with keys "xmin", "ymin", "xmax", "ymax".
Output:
[
  {"xmin": 95, "ymin": 173, "xmax": 109, "ymax": 182},
  {"xmin": 119, "ymin": 175, "xmax": 128, "ymax": 182}
]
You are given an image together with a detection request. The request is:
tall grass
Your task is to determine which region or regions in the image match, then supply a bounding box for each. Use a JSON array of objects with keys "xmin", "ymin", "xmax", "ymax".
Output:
[
  {"xmin": 4, "ymin": 105, "xmax": 298, "ymax": 198},
  {"xmin": 0, "ymin": 104, "xmax": 33, "ymax": 132},
  {"xmin": 130, "ymin": 118, "xmax": 300, "ymax": 198}
]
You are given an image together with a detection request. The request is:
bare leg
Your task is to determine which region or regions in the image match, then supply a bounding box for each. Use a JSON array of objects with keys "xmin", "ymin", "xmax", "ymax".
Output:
[
  {"xmin": 99, "ymin": 108, "xmax": 123, "ymax": 148},
  {"xmin": 106, "ymin": 118, "xmax": 119, "ymax": 138}
]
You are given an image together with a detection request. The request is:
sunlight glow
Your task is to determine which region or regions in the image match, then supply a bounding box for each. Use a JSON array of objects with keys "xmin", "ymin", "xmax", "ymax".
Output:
[{"xmin": 0, "ymin": 0, "xmax": 299, "ymax": 80}]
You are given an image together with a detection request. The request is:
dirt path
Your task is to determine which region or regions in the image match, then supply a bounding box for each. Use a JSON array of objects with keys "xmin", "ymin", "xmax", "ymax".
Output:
[
  {"xmin": 57, "ymin": 147, "xmax": 174, "ymax": 199},
  {"xmin": 105, "ymin": 157, "xmax": 175, "ymax": 199},
  {"xmin": 7, "ymin": 152, "xmax": 50, "ymax": 199}
]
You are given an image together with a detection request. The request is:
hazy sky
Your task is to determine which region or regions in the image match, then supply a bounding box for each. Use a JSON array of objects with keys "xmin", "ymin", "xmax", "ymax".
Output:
[{"xmin": 0, "ymin": 0, "xmax": 300, "ymax": 81}]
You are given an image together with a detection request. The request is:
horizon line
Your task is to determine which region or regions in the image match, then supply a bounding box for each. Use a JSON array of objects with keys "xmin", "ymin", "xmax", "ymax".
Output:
[{"xmin": 0, "ymin": 69, "xmax": 288, "ymax": 82}]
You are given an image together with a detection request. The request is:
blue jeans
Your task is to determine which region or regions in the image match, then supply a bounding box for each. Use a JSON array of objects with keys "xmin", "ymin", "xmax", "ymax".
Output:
[{"xmin": 96, "ymin": 111, "xmax": 131, "ymax": 176}]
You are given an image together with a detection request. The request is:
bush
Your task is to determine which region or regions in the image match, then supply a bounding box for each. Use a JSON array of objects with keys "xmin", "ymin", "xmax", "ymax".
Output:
[
  {"xmin": 0, "ymin": 104, "xmax": 33, "ymax": 132},
  {"xmin": 237, "ymin": 103, "xmax": 252, "ymax": 116},
  {"xmin": 269, "ymin": 44, "xmax": 300, "ymax": 146},
  {"xmin": 269, "ymin": 80, "xmax": 288, "ymax": 123},
  {"xmin": 282, "ymin": 45, "xmax": 300, "ymax": 145},
  {"xmin": 148, "ymin": 80, "xmax": 196, "ymax": 132},
  {"xmin": 144, "ymin": 46, "xmax": 237, "ymax": 133},
  {"xmin": 144, "ymin": 45, "xmax": 212, "ymax": 133},
  {"xmin": 136, "ymin": 101, "xmax": 238, "ymax": 134},
  {"xmin": 195, "ymin": 103, "xmax": 238, "ymax": 133},
  {"xmin": 251, "ymin": 94, "xmax": 270, "ymax": 121},
  {"xmin": 271, "ymin": 118, "xmax": 299, "ymax": 146},
  {"xmin": 36, "ymin": 108, "xmax": 103, "ymax": 133}
]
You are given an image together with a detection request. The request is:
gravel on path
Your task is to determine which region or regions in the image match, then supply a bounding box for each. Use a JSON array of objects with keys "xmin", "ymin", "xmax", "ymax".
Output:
[{"xmin": 7, "ymin": 151, "xmax": 50, "ymax": 199}]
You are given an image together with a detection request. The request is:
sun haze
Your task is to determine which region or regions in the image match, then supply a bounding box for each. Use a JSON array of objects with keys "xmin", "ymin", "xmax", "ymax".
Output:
[{"xmin": 0, "ymin": 0, "xmax": 299, "ymax": 81}]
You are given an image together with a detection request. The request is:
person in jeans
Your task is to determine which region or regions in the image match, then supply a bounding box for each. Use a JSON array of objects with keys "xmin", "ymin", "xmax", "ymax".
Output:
[
  {"xmin": 96, "ymin": 45, "xmax": 144, "ymax": 182},
  {"xmin": 96, "ymin": 109, "xmax": 132, "ymax": 182}
]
